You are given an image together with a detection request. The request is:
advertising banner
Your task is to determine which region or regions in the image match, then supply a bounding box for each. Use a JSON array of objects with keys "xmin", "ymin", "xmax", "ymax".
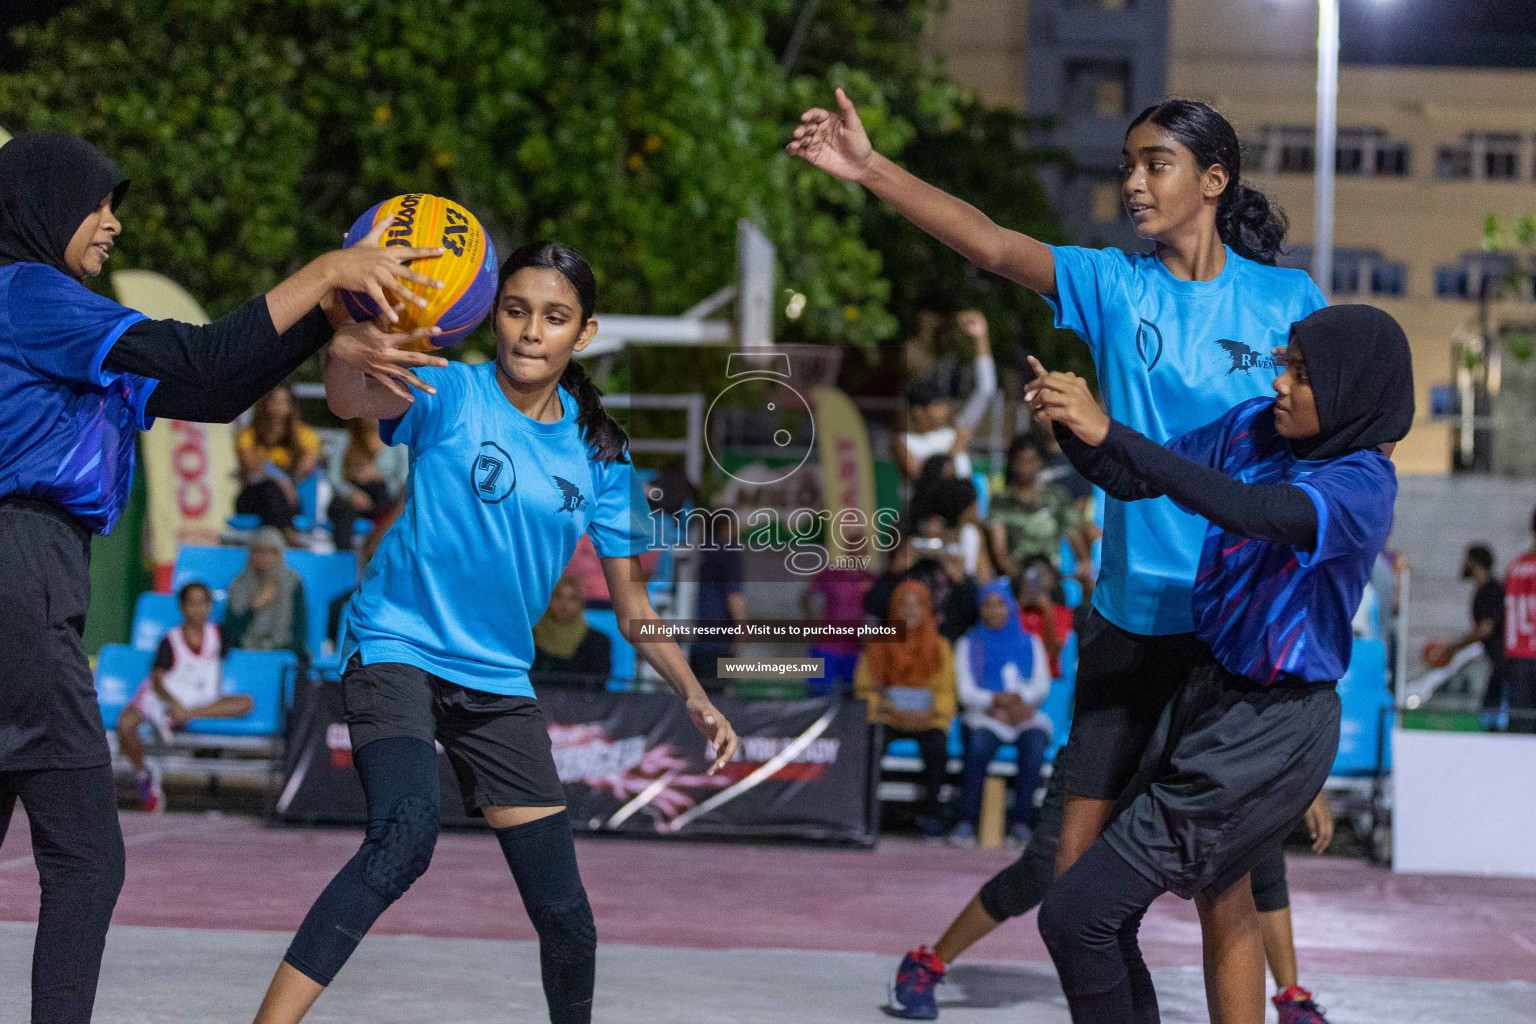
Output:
[{"xmin": 276, "ymin": 684, "xmax": 877, "ymax": 845}]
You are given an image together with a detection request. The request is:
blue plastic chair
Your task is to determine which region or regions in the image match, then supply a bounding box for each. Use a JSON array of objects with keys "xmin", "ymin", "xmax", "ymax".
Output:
[
  {"xmin": 131, "ymin": 593, "xmax": 182, "ymax": 652},
  {"xmin": 1332, "ymin": 638, "xmax": 1391, "ymax": 776},
  {"xmin": 284, "ymin": 550, "xmax": 359, "ymax": 657},
  {"xmin": 171, "ymin": 546, "xmax": 250, "ymax": 603},
  {"xmin": 1058, "ymin": 537, "xmax": 1077, "ymax": 577},
  {"xmin": 95, "ymin": 644, "xmax": 153, "ymax": 730},
  {"xmin": 186, "ymin": 649, "xmax": 295, "ymax": 737},
  {"xmin": 971, "ymin": 472, "xmax": 991, "ymax": 519},
  {"xmin": 583, "ymin": 609, "xmax": 636, "ymax": 691},
  {"xmin": 1061, "ymin": 577, "xmax": 1083, "ymax": 610},
  {"xmin": 1040, "ymin": 631, "xmax": 1078, "ymax": 760}
]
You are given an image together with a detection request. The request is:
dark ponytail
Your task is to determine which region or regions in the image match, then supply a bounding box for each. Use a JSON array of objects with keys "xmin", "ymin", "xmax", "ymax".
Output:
[
  {"xmin": 1128, "ymin": 99, "xmax": 1288, "ymax": 265},
  {"xmin": 499, "ymin": 241, "xmax": 630, "ymax": 464}
]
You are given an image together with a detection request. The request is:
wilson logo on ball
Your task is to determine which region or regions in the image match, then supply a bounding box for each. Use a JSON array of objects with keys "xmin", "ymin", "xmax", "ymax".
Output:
[{"xmin": 342, "ymin": 193, "xmax": 499, "ymax": 349}]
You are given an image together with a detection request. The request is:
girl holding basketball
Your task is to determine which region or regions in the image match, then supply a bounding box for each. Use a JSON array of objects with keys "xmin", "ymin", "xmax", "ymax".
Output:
[
  {"xmin": 0, "ymin": 131, "xmax": 443, "ymax": 1024},
  {"xmin": 789, "ymin": 97, "xmax": 1324, "ymax": 1019},
  {"xmin": 251, "ymin": 242, "xmax": 739, "ymax": 1024}
]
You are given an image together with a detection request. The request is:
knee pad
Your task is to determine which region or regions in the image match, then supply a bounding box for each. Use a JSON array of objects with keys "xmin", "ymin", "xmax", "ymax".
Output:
[
  {"xmin": 978, "ymin": 845, "xmax": 1054, "ymax": 922},
  {"xmin": 530, "ymin": 889, "xmax": 597, "ymax": 966},
  {"xmin": 360, "ymin": 795, "xmax": 438, "ymax": 901},
  {"xmin": 1250, "ymin": 863, "xmax": 1290, "ymax": 914}
]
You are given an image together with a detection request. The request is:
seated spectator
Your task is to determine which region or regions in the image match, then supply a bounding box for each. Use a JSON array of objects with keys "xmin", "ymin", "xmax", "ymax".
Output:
[
  {"xmin": 327, "ymin": 418, "xmax": 407, "ymax": 551},
  {"xmin": 892, "ymin": 311, "xmax": 996, "ymax": 484},
  {"xmin": 855, "ymin": 581, "xmax": 958, "ymax": 838},
  {"xmin": 531, "ymin": 576, "xmax": 613, "ymax": 690},
  {"xmin": 987, "ymin": 432, "xmax": 1091, "ymax": 580},
  {"xmin": 116, "ymin": 582, "xmax": 252, "ymax": 812},
  {"xmin": 224, "ymin": 527, "xmax": 309, "ymax": 661},
  {"xmin": 801, "ymin": 533, "xmax": 874, "ymax": 695},
  {"xmin": 235, "ymin": 384, "xmax": 321, "ymax": 544},
  {"xmin": 951, "ymin": 580, "xmax": 1052, "ymax": 846},
  {"xmin": 1017, "ymin": 555, "xmax": 1077, "ymax": 676}
]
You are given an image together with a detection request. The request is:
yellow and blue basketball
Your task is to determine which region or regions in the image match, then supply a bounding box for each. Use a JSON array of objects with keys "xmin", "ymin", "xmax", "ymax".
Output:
[{"xmin": 341, "ymin": 193, "xmax": 499, "ymax": 349}]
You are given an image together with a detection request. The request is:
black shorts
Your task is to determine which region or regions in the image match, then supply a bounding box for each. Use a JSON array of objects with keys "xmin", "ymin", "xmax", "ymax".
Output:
[
  {"xmin": 1103, "ymin": 654, "xmax": 1340, "ymax": 900},
  {"xmin": 1059, "ymin": 608, "xmax": 1207, "ymax": 800},
  {"xmin": 0, "ymin": 498, "xmax": 104, "ymax": 772},
  {"xmin": 340, "ymin": 656, "xmax": 566, "ymax": 814}
]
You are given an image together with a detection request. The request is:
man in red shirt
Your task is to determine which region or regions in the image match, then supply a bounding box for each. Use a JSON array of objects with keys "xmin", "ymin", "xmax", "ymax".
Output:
[{"xmin": 1502, "ymin": 506, "xmax": 1536, "ymax": 734}]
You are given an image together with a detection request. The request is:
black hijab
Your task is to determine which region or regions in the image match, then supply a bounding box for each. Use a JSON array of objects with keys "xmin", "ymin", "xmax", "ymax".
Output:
[
  {"xmin": 0, "ymin": 132, "xmax": 129, "ymax": 277},
  {"xmin": 1288, "ymin": 304, "xmax": 1415, "ymax": 462}
]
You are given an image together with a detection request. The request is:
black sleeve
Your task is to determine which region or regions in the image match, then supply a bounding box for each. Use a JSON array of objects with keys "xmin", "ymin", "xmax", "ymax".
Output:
[
  {"xmin": 105, "ymin": 300, "xmax": 333, "ymax": 423},
  {"xmin": 1053, "ymin": 422, "xmax": 1161, "ymax": 502},
  {"xmin": 152, "ymin": 637, "xmax": 174, "ymax": 673},
  {"xmin": 1472, "ymin": 582, "xmax": 1503, "ymax": 627},
  {"xmin": 1094, "ymin": 420, "xmax": 1319, "ymax": 549}
]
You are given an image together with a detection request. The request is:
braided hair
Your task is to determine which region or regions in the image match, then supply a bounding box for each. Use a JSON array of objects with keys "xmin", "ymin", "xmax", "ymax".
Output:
[
  {"xmin": 498, "ymin": 242, "xmax": 630, "ymax": 464},
  {"xmin": 1128, "ymin": 99, "xmax": 1288, "ymax": 266}
]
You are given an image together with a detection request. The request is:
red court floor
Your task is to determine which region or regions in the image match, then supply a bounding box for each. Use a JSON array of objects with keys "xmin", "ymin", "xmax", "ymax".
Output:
[{"xmin": 2, "ymin": 811, "xmax": 1534, "ymax": 984}]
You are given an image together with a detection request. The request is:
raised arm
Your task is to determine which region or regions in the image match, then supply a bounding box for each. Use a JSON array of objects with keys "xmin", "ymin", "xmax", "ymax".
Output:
[{"xmin": 788, "ymin": 89, "xmax": 1057, "ymax": 296}]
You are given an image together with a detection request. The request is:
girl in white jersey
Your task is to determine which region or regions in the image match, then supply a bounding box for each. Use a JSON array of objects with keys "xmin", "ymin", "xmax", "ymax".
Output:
[{"xmin": 791, "ymin": 97, "xmax": 1327, "ymax": 1023}]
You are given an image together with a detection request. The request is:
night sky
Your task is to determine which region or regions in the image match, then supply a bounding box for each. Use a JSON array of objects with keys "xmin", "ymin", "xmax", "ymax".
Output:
[{"xmin": 1341, "ymin": 0, "xmax": 1536, "ymax": 68}]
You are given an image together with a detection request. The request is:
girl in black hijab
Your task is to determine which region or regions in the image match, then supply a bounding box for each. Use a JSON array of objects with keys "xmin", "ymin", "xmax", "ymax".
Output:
[
  {"xmin": 1023, "ymin": 304, "xmax": 1412, "ymax": 1024},
  {"xmin": 0, "ymin": 131, "xmax": 443, "ymax": 1024}
]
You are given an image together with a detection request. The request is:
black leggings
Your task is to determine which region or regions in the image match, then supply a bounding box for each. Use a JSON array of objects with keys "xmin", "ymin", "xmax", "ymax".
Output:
[
  {"xmin": 283, "ymin": 736, "xmax": 595, "ymax": 1024},
  {"xmin": 1037, "ymin": 840, "xmax": 1164, "ymax": 1024},
  {"xmin": 886, "ymin": 727, "xmax": 949, "ymax": 824},
  {"xmin": 0, "ymin": 765, "xmax": 126, "ymax": 1024}
]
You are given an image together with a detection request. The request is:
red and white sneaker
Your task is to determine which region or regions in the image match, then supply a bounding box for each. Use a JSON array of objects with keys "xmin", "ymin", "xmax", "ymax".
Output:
[
  {"xmin": 1273, "ymin": 985, "xmax": 1331, "ymax": 1024},
  {"xmin": 134, "ymin": 766, "xmax": 164, "ymax": 813}
]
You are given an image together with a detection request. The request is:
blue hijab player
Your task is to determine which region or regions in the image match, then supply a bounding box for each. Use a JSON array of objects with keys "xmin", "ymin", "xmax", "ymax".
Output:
[
  {"xmin": 1027, "ymin": 304, "xmax": 1413, "ymax": 1024},
  {"xmin": 0, "ymin": 131, "xmax": 446, "ymax": 1024},
  {"xmin": 253, "ymin": 243, "xmax": 740, "ymax": 1024}
]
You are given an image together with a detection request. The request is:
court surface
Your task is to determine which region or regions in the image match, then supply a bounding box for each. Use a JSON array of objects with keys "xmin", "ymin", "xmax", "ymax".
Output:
[{"xmin": 1, "ymin": 812, "xmax": 1533, "ymax": 1023}]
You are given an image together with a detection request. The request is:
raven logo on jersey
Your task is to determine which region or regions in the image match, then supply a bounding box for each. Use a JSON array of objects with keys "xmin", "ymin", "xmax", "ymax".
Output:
[
  {"xmin": 1215, "ymin": 339, "xmax": 1275, "ymax": 375},
  {"xmin": 471, "ymin": 441, "xmax": 515, "ymax": 503},
  {"xmin": 552, "ymin": 476, "xmax": 588, "ymax": 515}
]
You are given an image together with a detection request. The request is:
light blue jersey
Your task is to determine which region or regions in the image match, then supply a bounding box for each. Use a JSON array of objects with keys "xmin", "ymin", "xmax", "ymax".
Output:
[
  {"xmin": 341, "ymin": 361, "xmax": 650, "ymax": 696},
  {"xmin": 1044, "ymin": 244, "xmax": 1326, "ymax": 635}
]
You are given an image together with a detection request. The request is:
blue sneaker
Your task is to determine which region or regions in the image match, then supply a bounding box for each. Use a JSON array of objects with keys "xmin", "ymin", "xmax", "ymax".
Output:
[{"xmin": 887, "ymin": 946, "xmax": 944, "ymax": 1019}]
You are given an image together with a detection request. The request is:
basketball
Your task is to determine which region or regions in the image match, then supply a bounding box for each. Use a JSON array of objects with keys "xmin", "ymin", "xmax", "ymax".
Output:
[
  {"xmin": 341, "ymin": 193, "xmax": 499, "ymax": 348},
  {"xmin": 1421, "ymin": 639, "xmax": 1452, "ymax": 669}
]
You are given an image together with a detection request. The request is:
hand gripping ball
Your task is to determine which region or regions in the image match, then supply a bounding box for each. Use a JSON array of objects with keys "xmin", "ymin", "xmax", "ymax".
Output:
[{"xmin": 341, "ymin": 194, "xmax": 499, "ymax": 349}]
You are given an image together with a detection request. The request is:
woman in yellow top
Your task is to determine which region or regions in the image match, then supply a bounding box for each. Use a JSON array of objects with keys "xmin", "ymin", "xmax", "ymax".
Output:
[
  {"xmin": 235, "ymin": 384, "xmax": 322, "ymax": 542},
  {"xmin": 856, "ymin": 580, "xmax": 958, "ymax": 837}
]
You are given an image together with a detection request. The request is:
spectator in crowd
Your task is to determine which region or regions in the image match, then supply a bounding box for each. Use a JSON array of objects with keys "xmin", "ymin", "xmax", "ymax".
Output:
[
  {"xmin": 951, "ymin": 580, "xmax": 1052, "ymax": 847},
  {"xmin": 326, "ymin": 418, "xmax": 407, "ymax": 552},
  {"xmin": 892, "ymin": 310, "xmax": 996, "ymax": 483},
  {"xmin": 557, "ymin": 468, "xmax": 680, "ymax": 608},
  {"xmin": 530, "ymin": 576, "xmax": 612, "ymax": 690},
  {"xmin": 1502, "ymin": 507, "xmax": 1536, "ymax": 734},
  {"xmin": 116, "ymin": 582, "xmax": 252, "ymax": 812},
  {"xmin": 802, "ymin": 531, "xmax": 874, "ymax": 695},
  {"xmin": 1034, "ymin": 414, "xmax": 1096, "ymax": 517},
  {"xmin": 1017, "ymin": 555, "xmax": 1077, "ymax": 677},
  {"xmin": 235, "ymin": 384, "xmax": 321, "ymax": 544},
  {"xmin": 224, "ymin": 527, "xmax": 309, "ymax": 662},
  {"xmin": 987, "ymin": 432, "xmax": 1092, "ymax": 586},
  {"xmin": 866, "ymin": 486, "xmax": 982, "ymax": 642},
  {"xmin": 690, "ymin": 510, "xmax": 746, "ymax": 691},
  {"xmin": 856, "ymin": 581, "xmax": 958, "ymax": 838},
  {"xmin": 1422, "ymin": 544, "xmax": 1504, "ymax": 710}
]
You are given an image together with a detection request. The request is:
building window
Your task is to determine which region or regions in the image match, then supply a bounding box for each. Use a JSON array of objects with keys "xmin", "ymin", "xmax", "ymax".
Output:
[
  {"xmin": 1437, "ymin": 145, "xmax": 1473, "ymax": 180},
  {"xmin": 1435, "ymin": 266, "xmax": 1469, "ymax": 298},
  {"xmin": 1279, "ymin": 139, "xmax": 1314, "ymax": 173},
  {"xmin": 1483, "ymin": 133, "xmax": 1521, "ymax": 180},
  {"xmin": 1375, "ymin": 143, "xmax": 1410, "ymax": 176},
  {"xmin": 1371, "ymin": 262, "xmax": 1407, "ymax": 296},
  {"xmin": 1091, "ymin": 182, "xmax": 1122, "ymax": 223},
  {"xmin": 1064, "ymin": 60, "xmax": 1131, "ymax": 119}
]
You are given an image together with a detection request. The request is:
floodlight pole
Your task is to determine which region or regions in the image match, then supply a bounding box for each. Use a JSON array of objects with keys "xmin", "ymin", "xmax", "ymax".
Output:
[{"xmin": 1312, "ymin": 0, "xmax": 1338, "ymax": 299}]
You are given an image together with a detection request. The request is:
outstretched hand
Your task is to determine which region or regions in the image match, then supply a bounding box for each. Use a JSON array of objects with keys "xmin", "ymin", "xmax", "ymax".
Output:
[
  {"xmin": 786, "ymin": 87, "xmax": 876, "ymax": 184},
  {"xmin": 1024, "ymin": 355, "xmax": 1110, "ymax": 446},
  {"xmin": 328, "ymin": 311, "xmax": 448, "ymax": 402},
  {"xmin": 319, "ymin": 215, "xmax": 445, "ymax": 324},
  {"xmin": 687, "ymin": 697, "xmax": 740, "ymax": 775}
]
